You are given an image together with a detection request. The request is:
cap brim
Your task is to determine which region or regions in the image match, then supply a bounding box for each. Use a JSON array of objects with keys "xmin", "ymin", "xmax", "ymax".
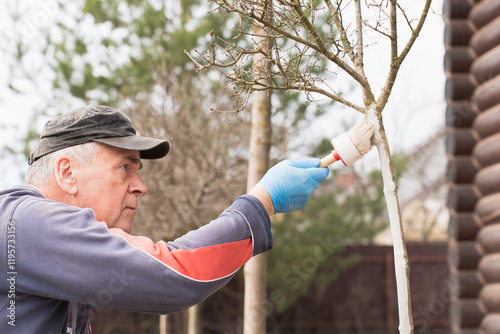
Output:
[{"xmin": 93, "ymin": 136, "xmax": 170, "ymax": 159}]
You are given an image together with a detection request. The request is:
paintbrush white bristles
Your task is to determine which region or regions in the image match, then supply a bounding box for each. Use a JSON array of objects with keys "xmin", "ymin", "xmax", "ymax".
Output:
[
  {"xmin": 319, "ymin": 118, "xmax": 374, "ymax": 168},
  {"xmin": 347, "ymin": 118, "xmax": 374, "ymax": 156}
]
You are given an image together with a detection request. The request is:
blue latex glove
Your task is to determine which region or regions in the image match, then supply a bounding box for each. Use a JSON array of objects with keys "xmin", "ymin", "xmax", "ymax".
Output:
[{"xmin": 259, "ymin": 159, "xmax": 329, "ymax": 214}]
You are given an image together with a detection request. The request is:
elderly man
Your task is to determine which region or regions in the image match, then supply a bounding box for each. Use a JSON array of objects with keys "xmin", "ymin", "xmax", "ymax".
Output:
[{"xmin": 0, "ymin": 105, "xmax": 329, "ymax": 333}]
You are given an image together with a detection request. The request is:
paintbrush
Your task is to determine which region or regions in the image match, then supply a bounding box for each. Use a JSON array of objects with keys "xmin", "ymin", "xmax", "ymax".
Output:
[{"xmin": 319, "ymin": 118, "xmax": 374, "ymax": 168}]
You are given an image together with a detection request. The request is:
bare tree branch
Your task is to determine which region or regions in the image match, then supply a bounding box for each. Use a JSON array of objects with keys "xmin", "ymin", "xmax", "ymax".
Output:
[
  {"xmin": 324, "ymin": 0, "xmax": 357, "ymax": 64},
  {"xmin": 354, "ymin": 0, "xmax": 365, "ymax": 73},
  {"xmin": 190, "ymin": 0, "xmax": 378, "ymax": 110},
  {"xmin": 377, "ymin": 0, "xmax": 433, "ymax": 110}
]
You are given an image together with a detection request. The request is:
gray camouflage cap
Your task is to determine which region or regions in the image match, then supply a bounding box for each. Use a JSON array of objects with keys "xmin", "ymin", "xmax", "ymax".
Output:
[{"xmin": 28, "ymin": 105, "xmax": 170, "ymax": 165}]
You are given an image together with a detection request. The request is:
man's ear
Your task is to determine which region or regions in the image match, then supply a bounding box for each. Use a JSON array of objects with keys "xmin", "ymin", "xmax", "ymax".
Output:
[{"xmin": 54, "ymin": 156, "xmax": 78, "ymax": 195}]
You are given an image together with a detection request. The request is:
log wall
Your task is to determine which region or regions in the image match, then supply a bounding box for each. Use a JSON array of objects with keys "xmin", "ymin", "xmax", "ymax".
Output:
[{"xmin": 445, "ymin": 0, "xmax": 500, "ymax": 332}]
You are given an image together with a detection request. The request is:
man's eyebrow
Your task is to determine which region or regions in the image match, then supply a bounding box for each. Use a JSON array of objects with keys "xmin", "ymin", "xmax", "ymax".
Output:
[{"xmin": 125, "ymin": 155, "xmax": 143, "ymax": 169}]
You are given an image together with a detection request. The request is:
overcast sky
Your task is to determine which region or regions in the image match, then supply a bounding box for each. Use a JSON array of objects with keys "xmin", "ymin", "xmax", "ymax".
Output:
[{"xmin": 0, "ymin": 0, "xmax": 446, "ymax": 188}]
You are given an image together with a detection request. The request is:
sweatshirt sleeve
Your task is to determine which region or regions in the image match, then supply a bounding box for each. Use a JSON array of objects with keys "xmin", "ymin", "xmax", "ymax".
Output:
[{"xmin": 13, "ymin": 194, "xmax": 272, "ymax": 314}]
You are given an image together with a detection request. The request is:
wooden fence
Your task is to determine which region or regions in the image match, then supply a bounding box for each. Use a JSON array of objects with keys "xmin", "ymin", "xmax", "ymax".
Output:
[{"xmin": 266, "ymin": 244, "xmax": 449, "ymax": 334}]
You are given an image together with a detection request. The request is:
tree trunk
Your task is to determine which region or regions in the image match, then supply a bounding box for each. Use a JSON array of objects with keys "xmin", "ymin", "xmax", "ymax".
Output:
[
  {"xmin": 368, "ymin": 108, "xmax": 413, "ymax": 334},
  {"xmin": 159, "ymin": 314, "xmax": 167, "ymax": 334},
  {"xmin": 187, "ymin": 305, "xmax": 200, "ymax": 334},
  {"xmin": 243, "ymin": 3, "xmax": 273, "ymax": 332},
  {"xmin": 243, "ymin": 78, "xmax": 272, "ymax": 334}
]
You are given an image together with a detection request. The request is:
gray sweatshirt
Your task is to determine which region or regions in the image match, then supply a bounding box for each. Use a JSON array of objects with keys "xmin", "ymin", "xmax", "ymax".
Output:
[{"xmin": 0, "ymin": 185, "xmax": 272, "ymax": 333}]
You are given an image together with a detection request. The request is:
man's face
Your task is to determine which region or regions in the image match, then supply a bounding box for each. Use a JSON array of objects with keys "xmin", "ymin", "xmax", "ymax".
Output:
[{"xmin": 75, "ymin": 145, "xmax": 148, "ymax": 232}]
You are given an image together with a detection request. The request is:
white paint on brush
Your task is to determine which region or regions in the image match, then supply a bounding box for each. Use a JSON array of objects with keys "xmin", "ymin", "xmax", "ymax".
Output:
[{"xmin": 332, "ymin": 132, "xmax": 362, "ymax": 166}]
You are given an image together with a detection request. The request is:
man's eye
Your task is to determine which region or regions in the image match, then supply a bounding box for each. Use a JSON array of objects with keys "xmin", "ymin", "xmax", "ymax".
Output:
[{"xmin": 121, "ymin": 164, "xmax": 129, "ymax": 171}]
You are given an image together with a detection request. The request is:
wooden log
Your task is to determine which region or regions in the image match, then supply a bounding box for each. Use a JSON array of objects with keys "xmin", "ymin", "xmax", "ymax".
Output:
[
  {"xmin": 473, "ymin": 133, "xmax": 500, "ymax": 168},
  {"xmin": 475, "ymin": 163, "xmax": 500, "ymax": 197},
  {"xmin": 448, "ymin": 211, "xmax": 482, "ymax": 241},
  {"xmin": 458, "ymin": 271, "xmax": 484, "ymax": 299},
  {"xmin": 450, "ymin": 297, "xmax": 487, "ymax": 328},
  {"xmin": 446, "ymin": 101, "xmax": 477, "ymax": 129},
  {"xmin": 473, "ymin": 104, "xmax": 500, "ymax": 139},
  {"xmin": 481, "ymin": 313, "xmax": 500, "ymax": 334},
  {"xmin": 443, "ymin": 0, "xmax": 473, "ymax": 19},
  {"xmin": 470, "ymin": 0, "xmax": 500, "ymax": 30},
  {"xmin": 480, "ymin": 283, "xmax": 500, "ymax": 312},
  {"xmin": 470, "ymin": 17, "xmax": 500, "ymax": 56},
  {"xmin": 479, "ymin": 253, "xmax": 500, "ymax": 283},
  {"xmin": 446, "ymin": 128, "xmax": 477, "ymax": 156},
  {"xmin": 477, "ymin": 224, "xmax": 500, "ymax": 254},
  {"xmin": 447, "ymin": 156, "xmax": 478, "ymax": 184},
  {"xmin": 446, "ymin": 74, "xmax": 476, "ymax": 101},
  {"xmin": 471, "ymin": 45, "xmax": 500, "ymax": 84},
  {"xmin": 476, "ymin": 193, "xmax": 500, "ymax": 226},
  {"xmin": 447, "ymin": 184, "xmax": 480, "ymax": 212},
  {"xmin": 449, "ymin": 238, "xmax": 484, "ymax": 270},
  {"xmin": 472, "ymin": 75, "xmax": 500, "ymax": 113},
  {"xmin": 450, "ymin": 267, "xmax": 484, "ymax": 298},
  {"xmin": 444, "ymin": 47, "xmax": 475, "ymax": 74},
  {"xmin": 445, "ymin": 19, "xmax": 475, "ymax": 47}
]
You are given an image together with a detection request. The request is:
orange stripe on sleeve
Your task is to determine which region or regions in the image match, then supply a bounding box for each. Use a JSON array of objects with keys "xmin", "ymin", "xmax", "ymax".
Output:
[{"xmin": 106, "ymin": 225, "xmax": 253, "ymax": 281}]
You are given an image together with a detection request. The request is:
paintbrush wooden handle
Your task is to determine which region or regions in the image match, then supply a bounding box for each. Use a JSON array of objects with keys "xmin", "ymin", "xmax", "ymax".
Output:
[{"xmin": 319, "ymin": 152, "xmax": 338, "ymax": 168}]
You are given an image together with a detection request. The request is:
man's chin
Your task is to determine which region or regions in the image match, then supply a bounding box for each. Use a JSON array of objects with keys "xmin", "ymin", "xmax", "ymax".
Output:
[
  {"xmin": 112, "ymin": 214, "xmax": 135, "ymax": 233},
  {"xmin": 115, "ymin": 222, "xmax": 133, "ymax": 233}
]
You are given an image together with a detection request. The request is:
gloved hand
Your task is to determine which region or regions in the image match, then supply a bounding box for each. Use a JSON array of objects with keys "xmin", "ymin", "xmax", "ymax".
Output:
[{"xmin": 259, "ymin": 159, "xmax": 329, "ymax": 214}]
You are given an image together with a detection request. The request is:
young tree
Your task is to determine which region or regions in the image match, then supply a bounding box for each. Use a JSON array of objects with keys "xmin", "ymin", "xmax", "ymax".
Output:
[
  {"xmin": 241, "ymin": 3, "xmax": 274, "ymax": 334},
  {"xmin": 189, "ymin": 1, "xmax": 434, "ymax": 333}
]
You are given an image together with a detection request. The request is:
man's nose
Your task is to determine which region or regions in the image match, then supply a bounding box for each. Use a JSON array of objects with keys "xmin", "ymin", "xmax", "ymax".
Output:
[{"xmin": 130, "ymin": 173, "xmax": 148, "ymax": 196}]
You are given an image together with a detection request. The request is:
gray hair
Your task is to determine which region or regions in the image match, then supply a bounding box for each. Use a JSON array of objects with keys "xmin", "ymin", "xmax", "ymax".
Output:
[{"xmin": 25, "ymin": 142, "xmax": 103, "ymax": 185}]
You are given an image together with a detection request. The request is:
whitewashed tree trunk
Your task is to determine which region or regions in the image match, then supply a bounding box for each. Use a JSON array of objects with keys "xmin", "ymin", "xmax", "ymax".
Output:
[{"xmin": 368, "ymin": 109, "xmax": 413, "ymax": 334}]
